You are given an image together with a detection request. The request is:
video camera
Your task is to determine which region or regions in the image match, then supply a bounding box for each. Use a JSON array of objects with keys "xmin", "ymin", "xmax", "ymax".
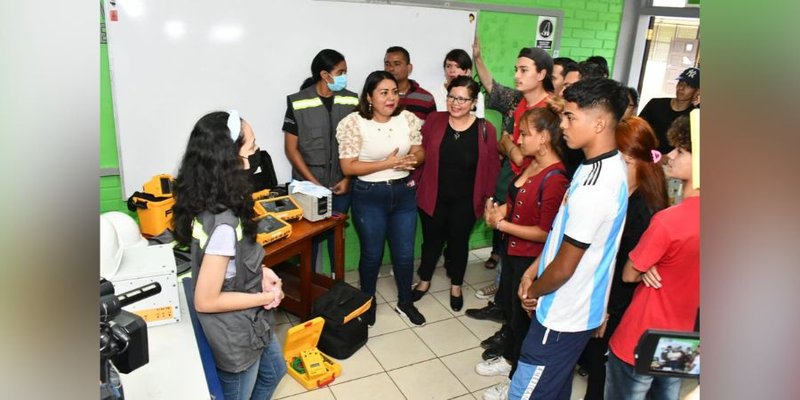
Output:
[
  {"xmin": 634, "ymin": 329, "xmax": 700, "ymax": 378},
  {"xmin": 100, "ymin": 278, "xmax": 161, "ymax": 400}
]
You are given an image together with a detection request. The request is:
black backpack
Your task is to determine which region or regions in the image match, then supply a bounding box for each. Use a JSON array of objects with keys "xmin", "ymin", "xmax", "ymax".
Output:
[{"xmin": 310, "ymin": 281, "xmax": 372, "ymax": 359}]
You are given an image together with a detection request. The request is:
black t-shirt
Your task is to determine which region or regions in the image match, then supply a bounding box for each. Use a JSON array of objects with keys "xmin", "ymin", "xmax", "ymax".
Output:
[
  {"xmin": 282, "ymin": 95, "xmax": 334, "ymax": 135},
  {"xmin": 438, "ymin": 120, "xmax": 479, "ymax": 201},
  {"xmin": 638, "ymin": 98, "xmax": 695, "ymax": 154},
  {"xmin": 607, "ymin": 190, "xmax": 656, "ymax": 322}
]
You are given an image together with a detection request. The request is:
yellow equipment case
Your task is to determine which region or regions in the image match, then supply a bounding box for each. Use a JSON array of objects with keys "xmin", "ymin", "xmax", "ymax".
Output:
[
  {"xmin": 126, "ymin": 174, "xmax": 176, "ymax": 237},
  {"xmin": 253, "ymin": 195, "xmax": 303, "ymax": 222},
  {"xmin": 283, "ymin": 317, "xmax": 342, "ymax": 390},
  {"xmin": 254, "ymin": 214, "xmax": 292, "ymax": 246}
]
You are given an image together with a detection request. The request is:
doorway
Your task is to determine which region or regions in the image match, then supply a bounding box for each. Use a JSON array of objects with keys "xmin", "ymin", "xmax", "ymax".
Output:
[{"xmin": 637, "ymin": 16, "xmax": 700, "ymax": 111}]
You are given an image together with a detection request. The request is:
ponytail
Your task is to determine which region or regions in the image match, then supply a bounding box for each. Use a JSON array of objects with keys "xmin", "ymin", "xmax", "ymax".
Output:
[
  {"xmin": 300, "ymin": 77, "xmax": 316, "ymax": 90},
  {"xmin": 616, "ymin": 117, "xmax": 669, "ymax": 213}
]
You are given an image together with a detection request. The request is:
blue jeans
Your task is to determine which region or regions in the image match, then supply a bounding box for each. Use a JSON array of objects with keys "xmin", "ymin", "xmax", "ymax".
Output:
[
  {"xmin": 311, "ymin": 192, "xmax": 351, "ymax": 273},
  {"xmin": 351, "ymin": 178, "xmax": 417, "ymax": 305},
  {"xmin": 605, "ymin": 351, "xmax": 681, "ymax": 400},
  {"xmin": 217, "ymin": 333, "xmax": 286, "ymax": 400}
]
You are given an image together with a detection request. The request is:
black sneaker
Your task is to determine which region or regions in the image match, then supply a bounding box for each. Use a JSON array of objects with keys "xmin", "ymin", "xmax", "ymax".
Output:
[
  {"xmin": 464, "ymin": 301, "xmax": 506, "ymax": 323},
  {"xmin": 395, "ymin": 302, "xmax": 426, "ymax": 327},
  {"xmin": 480, "ymin": 329, "xmax": 508, "ymax": 350},
  {"xmin": 482, "ymin": 345, "xmax": 504, "ymax": 361}
]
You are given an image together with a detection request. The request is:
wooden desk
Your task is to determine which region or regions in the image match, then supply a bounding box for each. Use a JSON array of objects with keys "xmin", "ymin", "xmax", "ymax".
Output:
[{"xmin": 261, "ymin": 213, "xmax": 347, "ymax": 320}]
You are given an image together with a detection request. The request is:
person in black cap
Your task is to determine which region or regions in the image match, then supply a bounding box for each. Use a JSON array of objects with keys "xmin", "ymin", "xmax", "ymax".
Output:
[{"xmin": 638, "ymin": 67, "xmax": 700, "ymax": 154}]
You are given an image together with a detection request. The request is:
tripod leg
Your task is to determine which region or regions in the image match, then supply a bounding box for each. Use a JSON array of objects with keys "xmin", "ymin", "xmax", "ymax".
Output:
[{"xmin": 100, "ymin": 360, "xmax": 125, "ymax": 400}]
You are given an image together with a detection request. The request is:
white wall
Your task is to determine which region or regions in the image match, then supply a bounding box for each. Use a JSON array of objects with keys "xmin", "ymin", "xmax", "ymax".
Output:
[{"xmin": 104, "ymin": 0, "xmax": 477, "ymax": 197}]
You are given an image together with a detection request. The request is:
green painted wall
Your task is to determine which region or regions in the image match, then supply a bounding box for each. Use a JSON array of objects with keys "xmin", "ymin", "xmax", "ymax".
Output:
[
  {"xmin": 99, "ymin": 0, "xmax": 624, "ymax": 270},
  {"xmin": 100, "ymin": 7, "xmax": 135, "ymax": 217}
]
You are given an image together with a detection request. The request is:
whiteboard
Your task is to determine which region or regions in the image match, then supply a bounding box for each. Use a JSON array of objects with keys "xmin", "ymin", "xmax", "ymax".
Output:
[{"xmin": 104, "ymin": 0, "xmax": 477, "ymax": 197}]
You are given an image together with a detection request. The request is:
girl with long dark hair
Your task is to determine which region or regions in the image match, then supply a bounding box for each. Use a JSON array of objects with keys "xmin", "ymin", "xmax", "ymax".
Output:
[{"xmin": 173, "ymin": 111, "xmax": 286, "ymax": 400}]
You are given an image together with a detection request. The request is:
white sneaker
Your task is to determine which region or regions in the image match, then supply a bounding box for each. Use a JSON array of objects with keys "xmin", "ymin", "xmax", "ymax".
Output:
[
  {"xmin": 475, "ymin": 356, "xmax": 512, "ymax": 376},
  {"xmin": 475, "ymin": 283, "xmax": 498, "ymax": 299},
  {"xmin": 482, "ymin": 379, "xmax": 510, "ymax": 400}
]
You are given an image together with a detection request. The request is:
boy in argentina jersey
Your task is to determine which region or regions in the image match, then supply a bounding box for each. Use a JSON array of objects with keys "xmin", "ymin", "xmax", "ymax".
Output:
[{"xmin": 508, "ymin": 78, "xmax": 629, "ymax": 400}]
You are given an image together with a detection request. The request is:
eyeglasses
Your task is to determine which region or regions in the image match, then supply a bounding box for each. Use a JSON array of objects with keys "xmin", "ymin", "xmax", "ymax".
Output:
[{"xmin": 446, "ymin": 95, "xmax": 474, "ymax": 105}]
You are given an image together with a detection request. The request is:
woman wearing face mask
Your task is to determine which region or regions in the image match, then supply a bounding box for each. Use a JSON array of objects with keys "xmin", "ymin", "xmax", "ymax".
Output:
[
  {"xmin": 173, "ymin": 111, "xmax": 287, "ymax": 400},
  {"xmin": 411, "ymin": 76, "xmax": 499, "ymax": 312},
  {"xmin": 336, "ymin": 71, "xmax": 427, "ymax": 328},
  {"xmin": 283, "ymin": 49, "xmax": 359, "ymax": 271}
]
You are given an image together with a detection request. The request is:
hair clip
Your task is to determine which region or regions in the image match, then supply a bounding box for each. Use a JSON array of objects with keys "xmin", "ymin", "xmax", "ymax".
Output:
[
  {"xmin": 651, "ymin": 149, "xmax": 662, "ymax": 163},
  {"xmin": 227, "ymin": 109, "xmax": 241, "ymax": 141}
]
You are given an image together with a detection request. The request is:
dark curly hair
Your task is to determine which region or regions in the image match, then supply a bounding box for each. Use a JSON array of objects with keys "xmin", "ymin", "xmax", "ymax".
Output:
[
  {"xmin": 667, "ymin": 115, "xmax": 692, "ymax": 152},
  {"xmin": 172, "ymin": 111, "xmax": 257, "ymax": 246}
]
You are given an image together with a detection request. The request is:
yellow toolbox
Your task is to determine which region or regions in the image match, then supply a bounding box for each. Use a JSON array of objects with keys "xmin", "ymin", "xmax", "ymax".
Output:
[
  {"xmin": 283, "ymin": 317, "xmax": 342, "ymax": 390},
  {"xmin": 127, "ymin": 174, "xmax": 176, "ymax": 238}
]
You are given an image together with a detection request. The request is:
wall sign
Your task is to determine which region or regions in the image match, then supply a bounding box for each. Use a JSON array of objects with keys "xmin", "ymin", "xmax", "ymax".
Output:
[{"xmin": 535, "ymin": 16, "xmax": 556, "ymax": 50}]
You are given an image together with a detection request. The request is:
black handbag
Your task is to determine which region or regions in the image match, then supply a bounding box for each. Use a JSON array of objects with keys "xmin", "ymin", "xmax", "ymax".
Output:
[{"xmin": 310, "ymin": 281, "xmax": 372, "ymax": 359}]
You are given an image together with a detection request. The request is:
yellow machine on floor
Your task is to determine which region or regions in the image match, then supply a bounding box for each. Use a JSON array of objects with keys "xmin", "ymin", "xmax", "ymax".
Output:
[{"xmin": 283, "ymin": 317, "xmax": 342, "ymax": 390}]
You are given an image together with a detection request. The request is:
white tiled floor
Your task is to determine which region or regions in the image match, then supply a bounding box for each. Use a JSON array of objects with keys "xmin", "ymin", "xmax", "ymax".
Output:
[{"xmin": 272, "ymin": 247, "xmax": 697, "ymax": 400}]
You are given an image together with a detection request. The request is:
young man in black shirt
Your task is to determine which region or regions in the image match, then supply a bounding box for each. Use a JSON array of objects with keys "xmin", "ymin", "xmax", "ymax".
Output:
[{"xmin": 638, "ymin": 67, "xmax": 700, "ymax": 154}]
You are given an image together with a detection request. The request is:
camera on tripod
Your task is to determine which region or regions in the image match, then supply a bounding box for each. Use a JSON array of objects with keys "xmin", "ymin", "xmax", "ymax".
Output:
[{"xmin": 100, "ymin": 278, "xmax": 162, "ymax": 399}]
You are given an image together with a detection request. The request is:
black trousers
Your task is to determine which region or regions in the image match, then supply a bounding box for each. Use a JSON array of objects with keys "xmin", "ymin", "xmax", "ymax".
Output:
[
  {"xmin": 417, "ymin": 196, "xmax": 476, "ymax": 286},
  {"xmin": 499, "ymin": 254, "xmax": 536, "ymax": 377},
  {"xmin": 579, "ymin": 314, "xmax": 623, "ymax": 400}
]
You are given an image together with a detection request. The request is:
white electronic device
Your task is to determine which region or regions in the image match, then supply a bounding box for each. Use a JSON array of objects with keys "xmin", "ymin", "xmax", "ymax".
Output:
[
  {"xmin": 111, "ymin": 244, "xmax": 181, "ymax": 327},
  {"xmin": 289, "ymin": 181, "xmax": 332, "ymax": 222}
]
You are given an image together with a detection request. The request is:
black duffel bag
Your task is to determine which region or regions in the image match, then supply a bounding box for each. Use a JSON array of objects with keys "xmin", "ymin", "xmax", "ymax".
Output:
[{"xmin": 310, "ymin": 281, "xmax": 372, "ymax": 359}]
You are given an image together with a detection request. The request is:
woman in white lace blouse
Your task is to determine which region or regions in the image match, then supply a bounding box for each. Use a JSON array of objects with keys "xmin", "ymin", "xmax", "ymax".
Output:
[{"xmin": 335, "ymin": 70, "xmax": 427, "ymax": 327}]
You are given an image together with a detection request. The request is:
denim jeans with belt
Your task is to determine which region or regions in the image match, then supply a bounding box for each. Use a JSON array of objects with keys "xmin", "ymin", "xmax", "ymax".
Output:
[
  {"xmin": 216, "ymin": 333, "xmax": 286, "ymax": 400},
  {"xmin": 351, "ymin": 177, "xmax": 417, "ymax": 305}
]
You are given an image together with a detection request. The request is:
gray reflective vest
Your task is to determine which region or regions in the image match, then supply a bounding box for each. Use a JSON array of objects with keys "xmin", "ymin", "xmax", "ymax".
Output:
[
  {"xmin": 287, "ymin": 85, "xmax": 358, "ymax": 187},
  {"xmin": 190, "ymin": 209, "xmax": 270, "ymax": 373}
]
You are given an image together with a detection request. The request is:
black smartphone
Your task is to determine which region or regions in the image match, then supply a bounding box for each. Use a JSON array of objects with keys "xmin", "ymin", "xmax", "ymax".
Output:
[{"xmin": 634, "ymin": 329, "xmax": 700, "ymax": 378}]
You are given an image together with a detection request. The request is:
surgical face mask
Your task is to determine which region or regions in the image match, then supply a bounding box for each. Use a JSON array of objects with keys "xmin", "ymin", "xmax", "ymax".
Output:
[
  {"xmin": 326, "ymin": 74, "xmax": 347, "ymax": 92},
  {"xmin": 246, "ymin": 149, "xmax": 261, "ymax": 174}
]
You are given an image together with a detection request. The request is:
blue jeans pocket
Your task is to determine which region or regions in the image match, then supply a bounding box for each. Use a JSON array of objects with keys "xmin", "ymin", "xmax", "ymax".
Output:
[{"xmin": 353, "ymin": 179, "xmax": 373, "ymax": 192}]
